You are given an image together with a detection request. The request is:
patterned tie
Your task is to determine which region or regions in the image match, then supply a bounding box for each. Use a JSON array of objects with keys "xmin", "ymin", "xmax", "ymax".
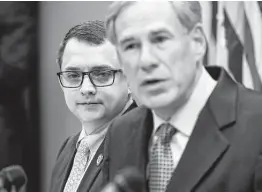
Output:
[
  {"xmin": 64, "ymin": 138, "xmax": 91, "ymax": 192},
  {"xmin": 149, "ymin": 123, "xmax": 177, "ymax": 192}
]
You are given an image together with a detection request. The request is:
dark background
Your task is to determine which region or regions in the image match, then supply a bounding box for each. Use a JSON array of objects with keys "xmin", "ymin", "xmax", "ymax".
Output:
[{"xmin": 0, "ymin": 2, "xmax": 39, "ymax": 192}]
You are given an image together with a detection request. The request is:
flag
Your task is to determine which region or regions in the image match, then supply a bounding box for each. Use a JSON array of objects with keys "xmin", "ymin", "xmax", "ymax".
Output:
[{"xmin": 202, "ymin": 1, "xmax": 262, "ymax": 91}]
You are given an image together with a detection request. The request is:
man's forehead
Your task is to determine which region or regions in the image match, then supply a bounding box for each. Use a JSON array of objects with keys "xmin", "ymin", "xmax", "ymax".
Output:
[
  {"xmin": 65, "ymin": 38, "xmax": 116, "ymax": 55},
  {"xmin": 115, "ymin": 1, "xmax": 185, "ymax": 43},
  {"xmin": 62, "ymin": 38, "xmax": 120, "ymax": 70}
]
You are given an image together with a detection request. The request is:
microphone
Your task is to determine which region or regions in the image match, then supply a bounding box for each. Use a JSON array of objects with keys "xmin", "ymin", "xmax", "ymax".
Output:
[
  {"xmin": 0, "ymin": 165, "xmax": 27, "ymax": 191},
  {"xmin": 101, "ymin": 167, "xmax": 145, "ymax": 192}
]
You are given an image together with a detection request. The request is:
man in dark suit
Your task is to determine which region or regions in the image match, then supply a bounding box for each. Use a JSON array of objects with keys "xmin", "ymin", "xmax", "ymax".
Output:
[
  {"xmin": 102, "ymin": 1, "xmax": 262, "ymax": 192},
  {"xmin": 49, "ymin": 21, "xmax": 136, "ymax": 192}
]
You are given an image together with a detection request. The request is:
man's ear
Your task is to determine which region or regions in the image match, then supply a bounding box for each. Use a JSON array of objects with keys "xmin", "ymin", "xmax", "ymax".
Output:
[
  {"xmin": 189, "ymin": 23, "xmax": 207, "ymax": 62},
  {"xmin": 57, "ymin": 74, "xmax": 64, "ymax": 90},
  {"xmin": 56, "ymin": 60, "xmax": 64, "ymax": 90},
  {"xmin": 58, "ymin": 79, "xmax": 62, "ymax": 89}
]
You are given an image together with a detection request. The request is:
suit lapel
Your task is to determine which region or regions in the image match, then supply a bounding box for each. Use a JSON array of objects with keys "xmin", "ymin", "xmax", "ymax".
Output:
[
  {"xmin": 124, "ymin": 108, "xmax": 153, "ymax": 181},
  {"xmin": 77, "ymin": 140, "xmax": 105, "ymax": 192},
  {"xmin": 136, "ymin": 109, "xmax": 154, "ymax": 180},
  {"xmin": 166, "ymin": 104, "xmax": 229, "ymax": 192},
  {"xmin": 166, "ymin": 67, "xmax": 237, "ymax": 192},
  {"xmin": 55, "ymin": 134, "xmax": 79, "ymax": 192}
]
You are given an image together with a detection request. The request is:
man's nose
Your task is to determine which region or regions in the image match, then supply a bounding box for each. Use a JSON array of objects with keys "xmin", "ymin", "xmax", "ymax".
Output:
[
  {"xmin": 140, "ymin": 44, "xmax": 158, "ymax": 72},
  {"xmin": 80, "ymin": 75, "xmax": 97, "ymax": 95}
]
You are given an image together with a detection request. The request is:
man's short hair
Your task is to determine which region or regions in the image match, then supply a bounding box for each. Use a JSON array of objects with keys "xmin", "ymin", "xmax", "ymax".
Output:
[
  {"xmin": 57, "ymin": 20, "xmax": 106, "ymax": 69},
  {"xmin": 105, "ymin": 1, "xmax": 202, "ymax": 45}
]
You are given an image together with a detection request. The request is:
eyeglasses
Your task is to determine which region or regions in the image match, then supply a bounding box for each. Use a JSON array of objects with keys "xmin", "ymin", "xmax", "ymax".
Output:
[{"xmin": 57, "ymin": 69, "xmax": 122, "ymax": 88}]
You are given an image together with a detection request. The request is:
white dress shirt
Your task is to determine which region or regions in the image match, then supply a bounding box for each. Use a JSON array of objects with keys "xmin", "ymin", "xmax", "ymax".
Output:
[{"xmin": 151, "ymin": 67, "xmax": 217, "ymax": 169}]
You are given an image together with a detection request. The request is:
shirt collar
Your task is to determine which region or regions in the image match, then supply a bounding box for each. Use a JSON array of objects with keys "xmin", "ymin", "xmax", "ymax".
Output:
[
  {"xmin": 76, "ymin": 123, "xmax": 108, "ymax": 153},
  {"xmin": 152, "ymin": 66, "xmax": 217, "ymax": 137}
]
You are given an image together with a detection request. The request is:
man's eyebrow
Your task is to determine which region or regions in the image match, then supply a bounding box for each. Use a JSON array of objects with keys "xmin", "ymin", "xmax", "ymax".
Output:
[
  {"xmin": 89, "ymin": 65, "xmax": 115, "ymax": 71},
  {"xmin": 119, "ymin": 37, "xmax": 136, "ymax": 46},
  {"xmin": 119, "ymin": 29, "xmax": 172, "ymax": 45},
  {"xmin": 64, "ymin": 66, "xmax": 82, "ymax": 71},
  {"xmin": 151, "ymin": 29, "xmax": 171, "ymax": 36}
]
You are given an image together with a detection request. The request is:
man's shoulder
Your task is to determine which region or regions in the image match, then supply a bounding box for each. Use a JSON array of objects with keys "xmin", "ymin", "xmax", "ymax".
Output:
[
  {"xmin": 116, "ymin": 105, "xmax": 148, "ymax": 123},
  {"xmin": 210, "ymin": 65, "xmax": 262, "ymax": 113},
  {"xmin": 237, "ymin": 84, "xmax": 262, "ymax": 113},
  {"xmin": 110, "ymin": 106, "xmax": 150, "ymax": 134}
]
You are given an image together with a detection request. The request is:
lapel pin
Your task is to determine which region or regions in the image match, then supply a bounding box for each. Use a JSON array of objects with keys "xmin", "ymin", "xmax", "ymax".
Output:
[{"xmin": 97, "ymin": 154, "xmax": 103, "ymax": 166}]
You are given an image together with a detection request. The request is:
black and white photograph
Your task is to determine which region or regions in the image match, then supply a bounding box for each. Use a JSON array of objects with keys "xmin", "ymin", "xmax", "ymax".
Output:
[{"xmin": 1, "ymin": 1, "xmax": 262, "ymax": 192}]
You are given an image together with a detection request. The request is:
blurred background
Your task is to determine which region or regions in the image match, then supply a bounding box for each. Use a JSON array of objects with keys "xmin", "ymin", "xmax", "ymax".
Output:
[{"xmin": 0, "ymin": 1, "xmax": 261, "ymax": 192}]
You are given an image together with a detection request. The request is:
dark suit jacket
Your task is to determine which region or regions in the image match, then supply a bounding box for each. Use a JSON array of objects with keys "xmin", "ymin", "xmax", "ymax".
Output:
[
  {"xmin": 50, "ymin": 101, "xmax": 136, "ymax": 192},
  {"xmin": 103, "ymin": 66, "xmax": 262, "ymax": 192}
]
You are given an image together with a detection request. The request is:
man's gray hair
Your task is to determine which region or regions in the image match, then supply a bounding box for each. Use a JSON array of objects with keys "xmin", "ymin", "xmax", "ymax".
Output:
[{"xmin": 105, "ymin": 1, "xmax": 202, "ymax": 45}]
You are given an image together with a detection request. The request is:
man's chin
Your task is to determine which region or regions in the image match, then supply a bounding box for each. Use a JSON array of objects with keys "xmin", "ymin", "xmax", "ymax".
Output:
[
  {"xmin": 140, "ymin": 93, "xmax": 176, "ymax": 109},
  {"xmin": 140, "ymin": 93, "xmax": 168, "ymax": 105},
  {"xmin": 77, "ymin": 111, "xmax": 104, "ymax": 122}
]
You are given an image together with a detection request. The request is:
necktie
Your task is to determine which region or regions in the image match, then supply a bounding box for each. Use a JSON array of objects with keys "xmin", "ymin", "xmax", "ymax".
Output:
[
  {"xmin": 149, "ymin": 123, "xmax": 177, "ymax": 192},
  {"xmin": 64, "ymin": 138, "xmax": 91, "ymax": 192}
]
